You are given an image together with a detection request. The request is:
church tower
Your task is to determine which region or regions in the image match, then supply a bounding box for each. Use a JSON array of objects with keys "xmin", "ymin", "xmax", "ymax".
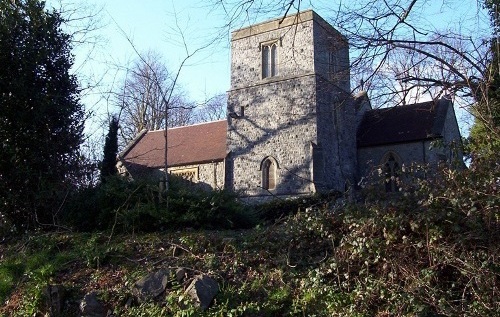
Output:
[{"xmin": 226, "ymin": 10, "xmax": 357, "ymax": 199}]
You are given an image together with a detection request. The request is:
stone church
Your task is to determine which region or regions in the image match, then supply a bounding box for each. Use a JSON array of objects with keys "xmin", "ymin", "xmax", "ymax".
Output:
[{"xmin": 118, "ymin": 10, "xmax": 462, "ymax": 200}]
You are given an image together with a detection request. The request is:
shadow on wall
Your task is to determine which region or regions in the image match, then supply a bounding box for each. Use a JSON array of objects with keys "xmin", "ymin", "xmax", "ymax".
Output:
[{"xmin": 226, "ymin": 74, "xmax": 353, "ymax": 199}]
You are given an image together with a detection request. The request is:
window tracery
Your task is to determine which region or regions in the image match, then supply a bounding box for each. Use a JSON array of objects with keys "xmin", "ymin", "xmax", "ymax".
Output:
[
  {"xmin": 381, "ymin": 152, "xmax": 401, "ymax": 192},
  {"xmin": 262, "ymin": 42, "xmax": 278, "ymax": 78}
]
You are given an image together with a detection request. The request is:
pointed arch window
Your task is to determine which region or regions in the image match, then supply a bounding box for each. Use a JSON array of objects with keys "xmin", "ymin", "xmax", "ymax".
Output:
[
  {"xmin": 270, "ymin": 44, "xmax": 277, "ymax": 76},
  {"xmin": 262, "ymin": 42, "xmax": 278, "ymax": 78},
  {"xmin": 328, "ymin": 51, "xmax": 338, "ymax": 80},
  {"xmin": 261, "ymin": 157, "xmax": 278, "ymax": 190},
  {"xmin": 381, "ymin": 152, "xmax": 401, "ymax": 193}
]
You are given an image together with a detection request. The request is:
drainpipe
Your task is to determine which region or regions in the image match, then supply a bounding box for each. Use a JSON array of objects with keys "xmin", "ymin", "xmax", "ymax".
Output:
[
  {"xmin": 422, "ymin": 141, "xmax": 427, "ymax": 164},
  {"xmin": 213, "ymin": 161, "xmax": 217, "ymax": 189}
]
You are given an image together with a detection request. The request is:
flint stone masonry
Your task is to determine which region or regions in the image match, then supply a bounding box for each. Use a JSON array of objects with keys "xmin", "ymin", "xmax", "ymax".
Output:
[
  {"xmin": 227, "ymin": 10, "xmax": 355, "ymax": 199},
  {"xmin": 357, "ymin": 99, "xmax": 463, "ymax": 178},
  {"xmin": 358, "ymin": 141, "xmax": 434, "ymax": 177},
  {"xmin": 230, "ymin": 10, "xmax": 349, "ymax": 92},
  {"xmin": 133, "ymin": 162, "xmax": 225, "ymax": 190},
  {"xmin": 119, "ymin": 10, "xmax": 462, "ymax": 199},
  {"xmin": 227, "ymin": 77, "xmax": 317, "ymax": 196},
  {"xmin": 440, "ymin": 102, "xmax": 463, "ymax": 160},
  {"xmin": 168, "ymin": 161, "xmax": 225, "ymax": 190}
]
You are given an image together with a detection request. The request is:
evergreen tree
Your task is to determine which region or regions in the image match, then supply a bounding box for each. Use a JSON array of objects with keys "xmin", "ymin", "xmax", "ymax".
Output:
[
  {"xmin": 467, "ymin": 0, "xmax": 500, "ymax": 163},
  {"xmin": 0, "ymin": 0, "xmax": 84, "ymax": 229},
  {"xmin": 100, "ymin": 116, "xmax": 119, "ymax": 182},
  {"xmin": 482, "ymin": 0, "xmax": 499, "ymax": 128}
]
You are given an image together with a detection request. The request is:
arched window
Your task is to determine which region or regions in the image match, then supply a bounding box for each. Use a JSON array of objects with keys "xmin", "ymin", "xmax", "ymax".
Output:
[
  {"xmin": 381, "ymin": 152, "xmax": 401, "ymax": 192},
  {"xmin": 261, "ymin": 157, "xmax": 278, "ymax": 190},
  {"xmin": 262, "ymin": 43, "xmax": 278, "ymax": 78},
  {"xmin": 262, "ymin": 45, "xmax": 270, "ymax": 78},
  {"xmin": 270, "ymin": 44, "xmax": 277, "ymax": 76}
]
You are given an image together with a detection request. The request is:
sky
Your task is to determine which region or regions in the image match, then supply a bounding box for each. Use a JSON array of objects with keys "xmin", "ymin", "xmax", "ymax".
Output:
[
  {"xmin": 45, "ymin": 0, "xmax": 490, "ymax": 139},
  {"xmin": 100, "ymin": 0, "xmax": 232, "ymax": 101},
  {"xmin": 66, "ymin": 0, "xmax": 339, "ymax": 107},
  {"xmin": 47, "ymin": 0, "xmax": 237, "ymax": 139}
]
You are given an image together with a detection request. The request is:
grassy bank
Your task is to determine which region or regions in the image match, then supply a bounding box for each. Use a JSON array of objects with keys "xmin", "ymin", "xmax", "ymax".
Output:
[
  {"xmin": 1, "ymin": 202, "xmax": 498, "ymax": 316},
  {"xmin": 1, "ymin": 164, "xmax": 499, "ymax": 316}
]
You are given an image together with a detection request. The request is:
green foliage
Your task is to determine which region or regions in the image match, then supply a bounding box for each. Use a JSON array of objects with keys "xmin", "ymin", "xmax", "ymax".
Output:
[
  {"xmin": 466, "ymin": 1, "xmax": 500, "ymax": 165},
  {"xmin": 0, "ymin": 233, "xmax": 80, "ymax": 311},
  {"xmin": 466, "ymin": 116, "xmax": 500, "ymax": 165},
  {"xmin": 79, "ymin": 233, "xmax": 113, "ymax": 268},
  {"xmin": 121, "ymin": 302, "xmax": 172, "ymax": 317},
  {"xmin": 255, "ymin": 191, "xmax": 341, "ymax": 223},
  {"xmin": 62, "ymin": 175, "xmax": 256, "ymax": 232},
  {"xmin": 62, "ymin": 176, "xmax": 143, "ymax": 231},
  {"xmin": 163, "ymin": 177, "xmax": 256, "ymax": 230},
  {"xmin": 0, "ymin": 0, "xmax": 84, "ymax": 229},
  {"xmin": 1, "ymin": 158, "xmax": 499, "ymax": 316},
  {"xmin": 0, "ymin": 260, "xmax": 24, "ymax": 303},
  {"xmin": 250, "ymin": 159, "xmax": 498, "ymax": 316},
  {"xmin": 472, "ymin": 0, "xmax": 500, "ymax": 146}
]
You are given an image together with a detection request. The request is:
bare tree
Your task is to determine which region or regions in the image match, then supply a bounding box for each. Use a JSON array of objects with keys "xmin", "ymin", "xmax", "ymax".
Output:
[
  {"xmin": 359, "ymin": 47, "xmax": 436, "ymax": 106},
  {"xmin": 195, "ymin": 93, "xmax": 227, "ymax": 122},
  {"xmin": 213, "ymin": 0, "xmax": 495, "ymax": 132},
  {"xmin": 115, "ymin": 8, "xmax": 220, "ymax": 193},
  {"xmin": 43, "ymin": 0, "xmax": 109, "ymax": 188},
  {"xmin": 168, "ymin": 94, "xmax": 197, "ymax": 127},
  {"xmin": 47, "ymin": 0, "xmax": 107, "ymax": 97},
  {"xmin": 116, "ymin": 50, "xmax": 195, "ymax": 147}
]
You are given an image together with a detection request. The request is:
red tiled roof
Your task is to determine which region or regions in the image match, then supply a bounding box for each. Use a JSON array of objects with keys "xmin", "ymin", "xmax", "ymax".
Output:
[
  {"xmin": 121, "ymin": 120, "xmax": 227, "ymax": 168},
  {"xmin": 357, "ymin": 98, "xmax": 450, "ymax": 147}
]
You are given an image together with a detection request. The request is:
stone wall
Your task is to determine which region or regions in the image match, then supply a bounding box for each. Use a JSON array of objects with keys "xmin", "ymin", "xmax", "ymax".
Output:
[
  {"xmin": 227, "ymin": 10, "xmax": 356, "ymax": 199},
  {"xmin": 168, "ymin": 161, "xmax": 225, "ymax": 190},
  {"xmin": 312, "ymin": 17, "xmax": 355, "ymax": 192},
  {"xmin": 357, "ymin": 102, "xmax": 463, "ymax": 180},
  {"xmin": 357, "ymin": 140, "xmax": 441, "ymax": 178},
  {"xmin": 312, "ymin": 14, "xmax": 350, "ymax": 93},
  {"xmin": 230, "ymin": 12, "xmax": 316, "ymax": 90},
  {"xmin": 441, "ymin": 103, "xmax": 463, "ymax": 163},
  {"xmin": 315, "ymin": 78, "xmax": 357, "ymax": 192},
  {"xmin": 227, "ymin": 77, "xmax": 318, "ymax": 197}
]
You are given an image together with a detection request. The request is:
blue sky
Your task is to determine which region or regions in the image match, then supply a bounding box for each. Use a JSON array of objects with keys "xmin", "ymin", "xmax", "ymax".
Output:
[
  {"xmin": 46, "ymin": 0, "xmax": 490, "ymax": 138},
  {"xmin": 47, "ymin": 0, "xmax": 238, "ymax": 138},
  {"xmin": 100, "ymin": 0, "xmax": 232, "ymax": 101}
]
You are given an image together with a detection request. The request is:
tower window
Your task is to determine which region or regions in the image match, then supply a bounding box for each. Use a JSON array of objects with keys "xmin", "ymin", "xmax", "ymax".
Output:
[
  {"xmin": 328, "ymin": 51, "xmax": 338, "ymax": 80},
  {"xmin": 261, "ymin": 157, "xmax": 278, "ymax": 190},
  {"xmin": 262, "ymin": 43, "xmax": 278, "ymax": 78}
]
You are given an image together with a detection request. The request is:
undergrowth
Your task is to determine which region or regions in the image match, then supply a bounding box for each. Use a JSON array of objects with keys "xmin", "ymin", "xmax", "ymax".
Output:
[
  {"xmin": 61, "ymin": 175, "xmax": 256, "ymax": 232},
  {"xmin": 0, "ymin": 162, "xmax": 498, "ymax": 316}
]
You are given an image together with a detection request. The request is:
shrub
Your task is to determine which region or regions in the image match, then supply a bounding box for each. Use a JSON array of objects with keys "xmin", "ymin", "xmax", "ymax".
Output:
[
  {"xmin": 280, "ymin": 159, "xmax": 500, "ymax": 316},
  {"xmin": 61, "ymin": 176, "xmax": 147, "ymax": 231},
  {"xmin": 255, "ymin": 191, "xmax": 341, "ymax": 223},
  {"xmin": 158, "ymin": 176, "xmax": 256, "ymax": 230},
  {"xmin": 62, "ymin": 175, "xmax": 256, "ymax": 232}
]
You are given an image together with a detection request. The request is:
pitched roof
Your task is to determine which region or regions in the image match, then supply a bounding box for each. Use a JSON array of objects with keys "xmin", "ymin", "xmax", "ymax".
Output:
[
  {"xmin": 121, "ymin": 120, "xmax": 227, "ymax": 169},
  {"xmin": 357, "ymin": 98, "xmax": 451, "ymax": 148}
]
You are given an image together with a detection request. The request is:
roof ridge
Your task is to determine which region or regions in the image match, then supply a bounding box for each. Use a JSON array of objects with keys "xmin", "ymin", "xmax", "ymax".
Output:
[
  {"xmin": 147, "ymin": 119, "xmax": 227, "ymax": 133},
  {"xmin": 367, "ymin": 100, "xmax": 436, "ymax": 112}
]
